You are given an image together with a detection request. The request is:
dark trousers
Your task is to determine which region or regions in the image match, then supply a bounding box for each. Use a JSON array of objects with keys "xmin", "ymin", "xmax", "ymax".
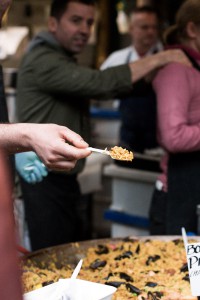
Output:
[
  {"xmin": 149, "ymin": 186, "xmax": 199, "ymax": 235},
  {"xmin": 149, "ymin": 189, "xmax": 167, "ymax": 235},
  {"xmin": 166, "ymin": 152, "xmax": 200, "ymax": 234},
  {"xmin": 19, "ymin": 172, "xmax": 83, "ymax": 251},
  {"xmin": 149, "ymin": 152, "xmax": 200, "ymax": 235}
]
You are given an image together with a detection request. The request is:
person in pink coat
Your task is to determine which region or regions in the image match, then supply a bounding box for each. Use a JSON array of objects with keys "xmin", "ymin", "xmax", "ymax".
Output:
[{"xmin": 149, "ymin": 0, "xmax": 200, "ymax": 235}]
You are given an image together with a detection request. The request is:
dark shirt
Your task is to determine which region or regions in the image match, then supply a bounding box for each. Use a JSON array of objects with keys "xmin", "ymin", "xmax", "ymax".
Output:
[{"xmin": 119, "ymin": 78, "xmax": 158, "ymax": 153}]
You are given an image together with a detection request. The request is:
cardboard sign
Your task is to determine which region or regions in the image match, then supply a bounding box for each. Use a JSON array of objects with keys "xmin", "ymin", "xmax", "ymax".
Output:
[{"xmin": 182, "ymin": 228, "xmax": 200, "ymax": 296}]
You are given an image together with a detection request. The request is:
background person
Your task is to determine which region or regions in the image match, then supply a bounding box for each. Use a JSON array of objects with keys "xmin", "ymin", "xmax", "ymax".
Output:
[
  {"xmin": 0, "ymin": 1, "xmax": 90, "ymax": 174},
  {"xmin": 101, "ymin": 6, "xmax": 163, "ymax": 169},
  {"xmin": 149, "ymin": 0, "xmax": 200, "ymax": 235}
]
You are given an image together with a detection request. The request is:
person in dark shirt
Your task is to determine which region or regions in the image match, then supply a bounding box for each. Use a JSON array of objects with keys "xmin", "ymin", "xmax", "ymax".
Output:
[{"xmin": 101, "ymin": 6, "xmax": 163, "ymax": 171}]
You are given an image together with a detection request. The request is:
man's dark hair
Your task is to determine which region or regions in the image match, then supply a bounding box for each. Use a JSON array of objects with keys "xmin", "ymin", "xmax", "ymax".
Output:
[
  {"xmin": 50, "ymin": 0, "xmax": 96, "ymax": 20},
  {"xmin": 129, "ymin": 5, "xmax": 159, "ymax": 18}
]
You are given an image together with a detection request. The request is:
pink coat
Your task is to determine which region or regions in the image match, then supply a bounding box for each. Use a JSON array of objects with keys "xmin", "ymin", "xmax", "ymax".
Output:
[{"xmin": 153, "ymin": 47, "xmax": 200, "ymax": 191}]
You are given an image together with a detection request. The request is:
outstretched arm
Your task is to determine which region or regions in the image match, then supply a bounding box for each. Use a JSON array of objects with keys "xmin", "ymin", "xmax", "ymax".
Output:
[
  {"xmin": 129, "ymin": 49, "xmax": 191, "ymax": 83},
  {"xmin": 0, "ymin": 123, "xmax": 91, "ymax": 171}
]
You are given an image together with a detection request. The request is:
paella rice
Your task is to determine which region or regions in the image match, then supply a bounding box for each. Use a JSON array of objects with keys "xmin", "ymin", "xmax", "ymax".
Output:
[
  {"xmin": 109, "ymin": 146, "xmax": 134, "ymax": 161},
  {"xmin": 21, "ymin": 238, "xmax": 196, "ymax": 299}
]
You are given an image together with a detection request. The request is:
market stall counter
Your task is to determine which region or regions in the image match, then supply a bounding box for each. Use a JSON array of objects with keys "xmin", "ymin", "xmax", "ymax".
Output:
[{"xmin": 103, "ymin": 163, "xmax": 160, "ymax": 237}]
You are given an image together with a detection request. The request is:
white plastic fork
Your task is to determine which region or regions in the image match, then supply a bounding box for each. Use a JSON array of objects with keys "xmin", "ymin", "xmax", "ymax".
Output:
[
  {"xmin": 70, "ymin": 259, "xmax": 83, "ymax": 279},
  {"xmin": 50, "ymin": 260, "xmax": 83, "ymax": 300}
]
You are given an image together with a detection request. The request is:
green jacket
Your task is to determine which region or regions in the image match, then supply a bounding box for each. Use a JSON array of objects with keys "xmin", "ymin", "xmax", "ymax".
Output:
[{"xmin": 16, "ymin": 31, "xmax": 132, "ymax": 174}]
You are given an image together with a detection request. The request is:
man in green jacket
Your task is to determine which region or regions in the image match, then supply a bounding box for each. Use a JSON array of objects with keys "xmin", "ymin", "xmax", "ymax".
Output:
[{"xmin": 16, "ymin": 0, "xmax": 190, "ymax": 250}]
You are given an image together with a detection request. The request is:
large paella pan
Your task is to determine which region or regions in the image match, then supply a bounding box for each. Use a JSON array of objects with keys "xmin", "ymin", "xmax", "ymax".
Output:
[{"xmin": 22, "ymin": 236, "xmax": 200, "ymax": 300}]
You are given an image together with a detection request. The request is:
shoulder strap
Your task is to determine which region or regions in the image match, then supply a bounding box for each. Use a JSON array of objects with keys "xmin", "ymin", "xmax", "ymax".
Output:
[{"xmin": 126, "ymin": 48, "xmax": 133, "ymax": 63}]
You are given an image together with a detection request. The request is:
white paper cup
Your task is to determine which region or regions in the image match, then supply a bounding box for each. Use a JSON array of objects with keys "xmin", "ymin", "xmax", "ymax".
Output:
[{"xmin": 23, "ymin": 278, "xmax": 116, "ymax": 300}]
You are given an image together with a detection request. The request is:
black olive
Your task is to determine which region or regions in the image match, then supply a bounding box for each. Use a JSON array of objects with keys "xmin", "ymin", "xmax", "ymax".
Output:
[
  {"xmin": 115, "ymin": 251, "xmax": 133, "ymax": 260},
  {"xmin": 126, "ymin": 283, "xmax": 141, "ymax": 295},
  {"xmin": 105, "ymin": 271, "xmax": 133, "ymax": 282},
  {"xmin": 104, "ymin": 272, "xmax": 113, "ymax": 280},
  {"xmin": 180, "ymin": 263, "xmax": 188, "ymax": 273},
  {"xmin": 119, "ymin": 272, "xmax": 133, "ymax": 282},
  {"xmin": 135, "ymin": 244, "xmax": 140, "ymax": 254},
  {"xmin": 172, "ymin": 239, "xmax": 182, "ymax": 245},
  {"xmin": 154, "ymin": 291, "xmax": 164, "ymax": 298},
  {"xmin": 95, "ymin": 244, "xmax": 109, "ymax": 255},
  {"xmin": 182, "ymin": 274, "xmax": 190, "ymax": 282},
  {"xmin": 42, "ymin": 280, "xmax": 54, "ymax": 287},
  {"xmin": 90, "ymin": 259, "xmax": 107, "ymax": 270},
  {"xmin": 145, "ymin": 282, "xmax": 158, "ymax": 287},
  {"xmin": 147, "ymin": 291, "xmax": 159, "ymax": 300},
  {"xmin": 146, "ymin": 255, "xmax": 161, "ymax": 266},
  {"xmin": 105, "ymin": 281, "xmax": 124, "ymax": 288}
]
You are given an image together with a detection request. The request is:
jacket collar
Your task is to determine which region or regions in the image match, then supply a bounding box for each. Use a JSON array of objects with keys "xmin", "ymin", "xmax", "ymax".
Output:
[{"xmin": 26, "ymin": 30, "xmax": 76, "ymax": 61}]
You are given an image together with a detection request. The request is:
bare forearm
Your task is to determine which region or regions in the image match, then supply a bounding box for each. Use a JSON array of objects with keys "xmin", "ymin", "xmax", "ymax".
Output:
[
  {"xmin": 129, "ymin": 49, "xmax": 191, "ymax": 83},
  {"xmin": 0, "ymin": 123, "xmax": 91, "ymax": 171},
  {"xmin": 0, "ymin": 124, "xmax": 32, "ymax": 153},
  {"xmin": 129, "ymin": 54, "xmax": 162, "ymax": 83}
]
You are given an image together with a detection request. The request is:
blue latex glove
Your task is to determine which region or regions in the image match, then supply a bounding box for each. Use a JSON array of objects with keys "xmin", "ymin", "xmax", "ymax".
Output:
[{"xmin": 15, "ymin": 151, "xmax": 48, "ymax": 184}]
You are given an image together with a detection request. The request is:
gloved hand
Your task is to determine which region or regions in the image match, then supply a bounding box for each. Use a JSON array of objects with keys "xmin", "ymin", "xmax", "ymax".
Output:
[{"xmin": 15, "ymin": 151, "xmax": 48, "ymax": 184}]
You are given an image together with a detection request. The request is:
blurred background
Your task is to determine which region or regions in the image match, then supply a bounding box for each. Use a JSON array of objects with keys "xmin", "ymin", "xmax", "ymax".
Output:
[{"xmin": 1, "ymin": 0, "xmax": 184, "ymax": 69}]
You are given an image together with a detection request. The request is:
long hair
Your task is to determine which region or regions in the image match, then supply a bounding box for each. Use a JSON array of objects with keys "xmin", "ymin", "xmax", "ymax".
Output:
[{"xmin": 164, "ymin": 0, "xmax": 200, "ymax": 45}]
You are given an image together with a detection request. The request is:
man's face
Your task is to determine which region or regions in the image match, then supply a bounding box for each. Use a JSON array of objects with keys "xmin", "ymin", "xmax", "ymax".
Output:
[
  {"xmin": 50, "ymin": 2, "xmax": 95, "ymax": 54},
  {"xmin": 129, "ymin": 12, "xmax": 159, "ymax": 50},
  {"xmin": 0, "ymin": 0, "xmax": 11, "ymax": 24}
]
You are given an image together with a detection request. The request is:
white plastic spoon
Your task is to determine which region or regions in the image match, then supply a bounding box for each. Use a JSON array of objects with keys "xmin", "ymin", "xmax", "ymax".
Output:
[
  {"xmin": 88, "ymin": 146, "xmax": 134, "ymax": 161},
  {"xmin": 87, "ymin": 147, "xmax": 110, "ymax": 156}
]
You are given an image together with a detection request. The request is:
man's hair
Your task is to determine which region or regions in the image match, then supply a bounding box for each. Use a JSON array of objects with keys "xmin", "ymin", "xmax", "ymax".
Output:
[
  {"xmin": 129, "ymin": 5, "xmax": 159, "ymax": 18},
  {"xmin": 50, "ymin": 0, "xmax": 96, "ymax": 20}
]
